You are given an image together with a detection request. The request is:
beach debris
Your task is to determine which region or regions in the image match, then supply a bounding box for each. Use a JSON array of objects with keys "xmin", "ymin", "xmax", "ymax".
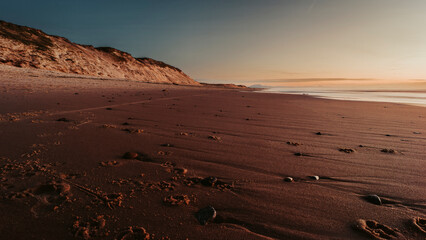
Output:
[
  {"xmin": 122, "ymin": 152, "xmax": 139, "ymax": 159},
  {"xmin": 160, "ymin": 143, "xmax": 174, "ymax": 147},
  {"xmin": 196, "ymin": 206, "xmax": 217, "ymax": 225},
  {"xmin": 201, "ymin": 176, "xmax": 218, "ymax": 187},
  {"xmin": 115, "ymin": 226, "xmax": 151, "ymax": 240},
  {"xmin": 413, "ymin": 132, "xmax": 421, "ymax": 134},
  {"xmin": 339, "ymin": 148, "xmax": 355, "ymax": 153},
  {"xmin": 56, "ymin": 117, "xmax": 72, "ymax": 122},
  {"xmin": 411, "ymin": 217, "xmax": 426, "ymax": 234},
  {"xmin": 208, "ymin": 135, "xmax": 221, "ymax": 141},
  {"xmin": 163, "ymin": 195, "xmax": 190, "ymax": 206},
  {"xmin": 381, "ymin": 149, "xmax": 396, "ymax": 154},
  {"xmin": 355, "ymin": 219, "xmax": 403, "ymax": 239},
  {"xmin": 308, "ymin": 175, "xmax": 320, "ymax": 180},
  {"xmin": 315, "ymin": 132, "xmax": 323, "ymax": 135},
  {"xmin": 287, "ymin": 141, "xmax": 301, "ymax": 146},
  {"xmin": 284, "ymin": 177, "xmax": 294, "ymax": 182},
  {"xmin": 121, "ymin": 122, "xmax": 130, "ymax": 125},
  {"xmin": 105, "ymin": 107, "xmax": 112, "ymax": 110},
  {"xmin": 365, "ymin": 194, "xmax": 382, "ymax": 205}
]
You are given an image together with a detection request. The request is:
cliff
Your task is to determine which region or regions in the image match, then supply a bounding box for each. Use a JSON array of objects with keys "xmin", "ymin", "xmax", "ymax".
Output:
[{"xmin": 0, "ymin": 20, "xmax": 198, "ymax": 85}]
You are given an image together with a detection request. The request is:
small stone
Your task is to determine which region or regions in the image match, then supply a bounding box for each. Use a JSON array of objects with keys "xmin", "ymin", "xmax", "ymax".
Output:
[
  {"xmin": 365, "ymin": 194, "xmax": 382, "ymax": 205},
  {"xmin": 122, "ymin": 128, "xmax": 143, "ymax": 134},
  {"xmin": 196, "ymin": 206, "xmax": 216, "ymax": 225},
  {"xmin": 105, "ymin": 108, "xmax": 112, "ymax": 110},
  {"xmin": 161, "ymin": 143, "xmax": 174, "ymax": 147},
  {"xmin": 173, "ymin": 167, "xmax": 188, "ymax": 175},
  {"xmin": 309, "ymin": 175, "xmax": 319, "ymax": 180},
  {"xmin": 381, "ymin": 149, "xmax": 396, "ymax": 154},
  {"xmin": 339, "ymin": 148, "xmax": 355, "ymax": 153},
  {"xmin": 284, "ymin": 177, "xmax": 294, "ymax": 182},
  {"xmin": 316, "ymin": 132, "xmax": 322, "ymax": 135},
  {"xmin": 208, "ymin": 135, "xmax": 221, "ymax": 141},
  {"xmin": 56, "ymin": 118, "xmax": 71, "ymax": 122},
  {"xmin": 201, "ymin": 176, "xmax": 217, "ymax": 187},
  {"xmin": 123, "ymin": 152, "xmax": 138, "ymax": 159}
]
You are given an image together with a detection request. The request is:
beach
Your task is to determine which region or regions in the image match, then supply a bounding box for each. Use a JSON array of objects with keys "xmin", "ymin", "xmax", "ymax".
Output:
[{"xmin": 1, "ymin": 66, "xmax": 425, "ymax": 239}]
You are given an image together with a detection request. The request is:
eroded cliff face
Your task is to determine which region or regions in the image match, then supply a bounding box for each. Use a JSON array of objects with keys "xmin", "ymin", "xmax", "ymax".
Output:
[{"xmin": 0, "ymin": 20, "xmax": 198, "ymax": 85}]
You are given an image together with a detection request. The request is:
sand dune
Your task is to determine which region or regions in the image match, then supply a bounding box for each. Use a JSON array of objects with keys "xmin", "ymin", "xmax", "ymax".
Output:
[{"xmin": 0, "ymin": 20, "xmax": 198, "ymax": 85}]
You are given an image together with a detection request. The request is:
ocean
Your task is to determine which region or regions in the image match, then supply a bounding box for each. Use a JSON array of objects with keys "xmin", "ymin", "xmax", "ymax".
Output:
[{"xmin": 257, "ymin": 87, "xmax": 426, "ymax": 107}]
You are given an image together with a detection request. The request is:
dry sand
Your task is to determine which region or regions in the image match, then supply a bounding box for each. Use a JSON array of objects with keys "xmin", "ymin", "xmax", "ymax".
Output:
[{"xmin": 0, "ymin": 65, "xmax": 425, "ymax": 239}]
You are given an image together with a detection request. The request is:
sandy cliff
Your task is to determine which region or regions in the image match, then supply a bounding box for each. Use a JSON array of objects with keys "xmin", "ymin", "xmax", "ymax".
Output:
[{"xmin": 0, "ymin": 20, "xmax": 198, "ymax": 85}]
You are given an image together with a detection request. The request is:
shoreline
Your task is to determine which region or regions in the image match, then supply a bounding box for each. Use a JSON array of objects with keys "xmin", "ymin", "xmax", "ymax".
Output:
[{"xmin": 255, "ymin": 88, "xmax": 426, "ymax": 108}]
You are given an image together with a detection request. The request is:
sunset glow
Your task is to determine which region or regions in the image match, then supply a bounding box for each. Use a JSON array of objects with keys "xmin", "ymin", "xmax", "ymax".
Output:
[{"xmin": 2, "ymin": 0, "xmax": 426, "ymax": 85}]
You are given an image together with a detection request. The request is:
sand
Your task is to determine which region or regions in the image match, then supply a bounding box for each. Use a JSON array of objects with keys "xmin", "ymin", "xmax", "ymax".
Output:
[{"xmin": 0, "ymin": 65, "xmax": 425, "ymax": 239}]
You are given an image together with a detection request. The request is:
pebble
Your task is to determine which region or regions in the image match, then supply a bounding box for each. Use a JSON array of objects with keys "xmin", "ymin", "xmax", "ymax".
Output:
[
  {"xmin": 365, "ymin": 194, "xmax": 382, "ymax": 205},
  {"xmin": 201, "ymin": 176, "xmax": 217, "ymax": 186},
  {"xmin": 161, "ymin": 143, "xmax": 174, "ymax": 147},
  {"xmin": 196, "ymin": 206, "xmax": 217, "ymax": 225},
  {"xmin": 173, "ymin": 167, "xmax": 188, "ymax": 175},
  {"xmin": 122, "ymin": 152, "xmax": 138, "ymax": 159},
  {"xmin": 284, "ymin": 177, "xmax": 294, "ymax": 182},
  {"xmin": 309, "ymin": 175, "xmax": 319, "ymax": 180}
]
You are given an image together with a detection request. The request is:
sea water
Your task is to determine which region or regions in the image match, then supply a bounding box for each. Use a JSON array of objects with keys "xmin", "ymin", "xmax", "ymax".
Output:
[{"xmin": 258, "ymin": 87, "xmax": 426, "ymax": 107}]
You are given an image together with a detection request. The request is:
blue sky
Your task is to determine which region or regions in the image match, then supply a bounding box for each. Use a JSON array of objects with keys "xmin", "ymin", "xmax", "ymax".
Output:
[{"xmin": 1, "ymin": 0, "xmax": 426, "ymax": 84}]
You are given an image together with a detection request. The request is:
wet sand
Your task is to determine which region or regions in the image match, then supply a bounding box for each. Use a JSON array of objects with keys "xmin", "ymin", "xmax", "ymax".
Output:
[{"xmin": 1, "ymin": 66, "xmax": 425, "ymax": 239}]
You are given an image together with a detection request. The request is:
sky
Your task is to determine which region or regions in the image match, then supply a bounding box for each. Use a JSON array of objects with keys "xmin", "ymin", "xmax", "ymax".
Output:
[{"xmin": 1, "ymin": 0, "xmax": 426, "ymax": 86}]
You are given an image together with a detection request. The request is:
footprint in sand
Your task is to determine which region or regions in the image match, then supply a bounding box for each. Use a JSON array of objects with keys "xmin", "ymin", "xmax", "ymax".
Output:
[
  {"xmin": 355, "ymin": 219, "xmax": 403, "ymax": 239},
  {"xmin": 411, "ymin": 217, "xmax": 426, "ymax": 234},
  {"xmin": 73, "ymin": 215, "xmax": 107, "ymax": 239},
  {"xmin": 33, "ymin": 181, "xmax": 71, "ymax": 205},
  {"xmin": 28, "ymin": 181, "xmax": 71, "ymax": 217},
  {"xmin": 115, "ymin": 226, "xmax": 151, "ymax": 240}
]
